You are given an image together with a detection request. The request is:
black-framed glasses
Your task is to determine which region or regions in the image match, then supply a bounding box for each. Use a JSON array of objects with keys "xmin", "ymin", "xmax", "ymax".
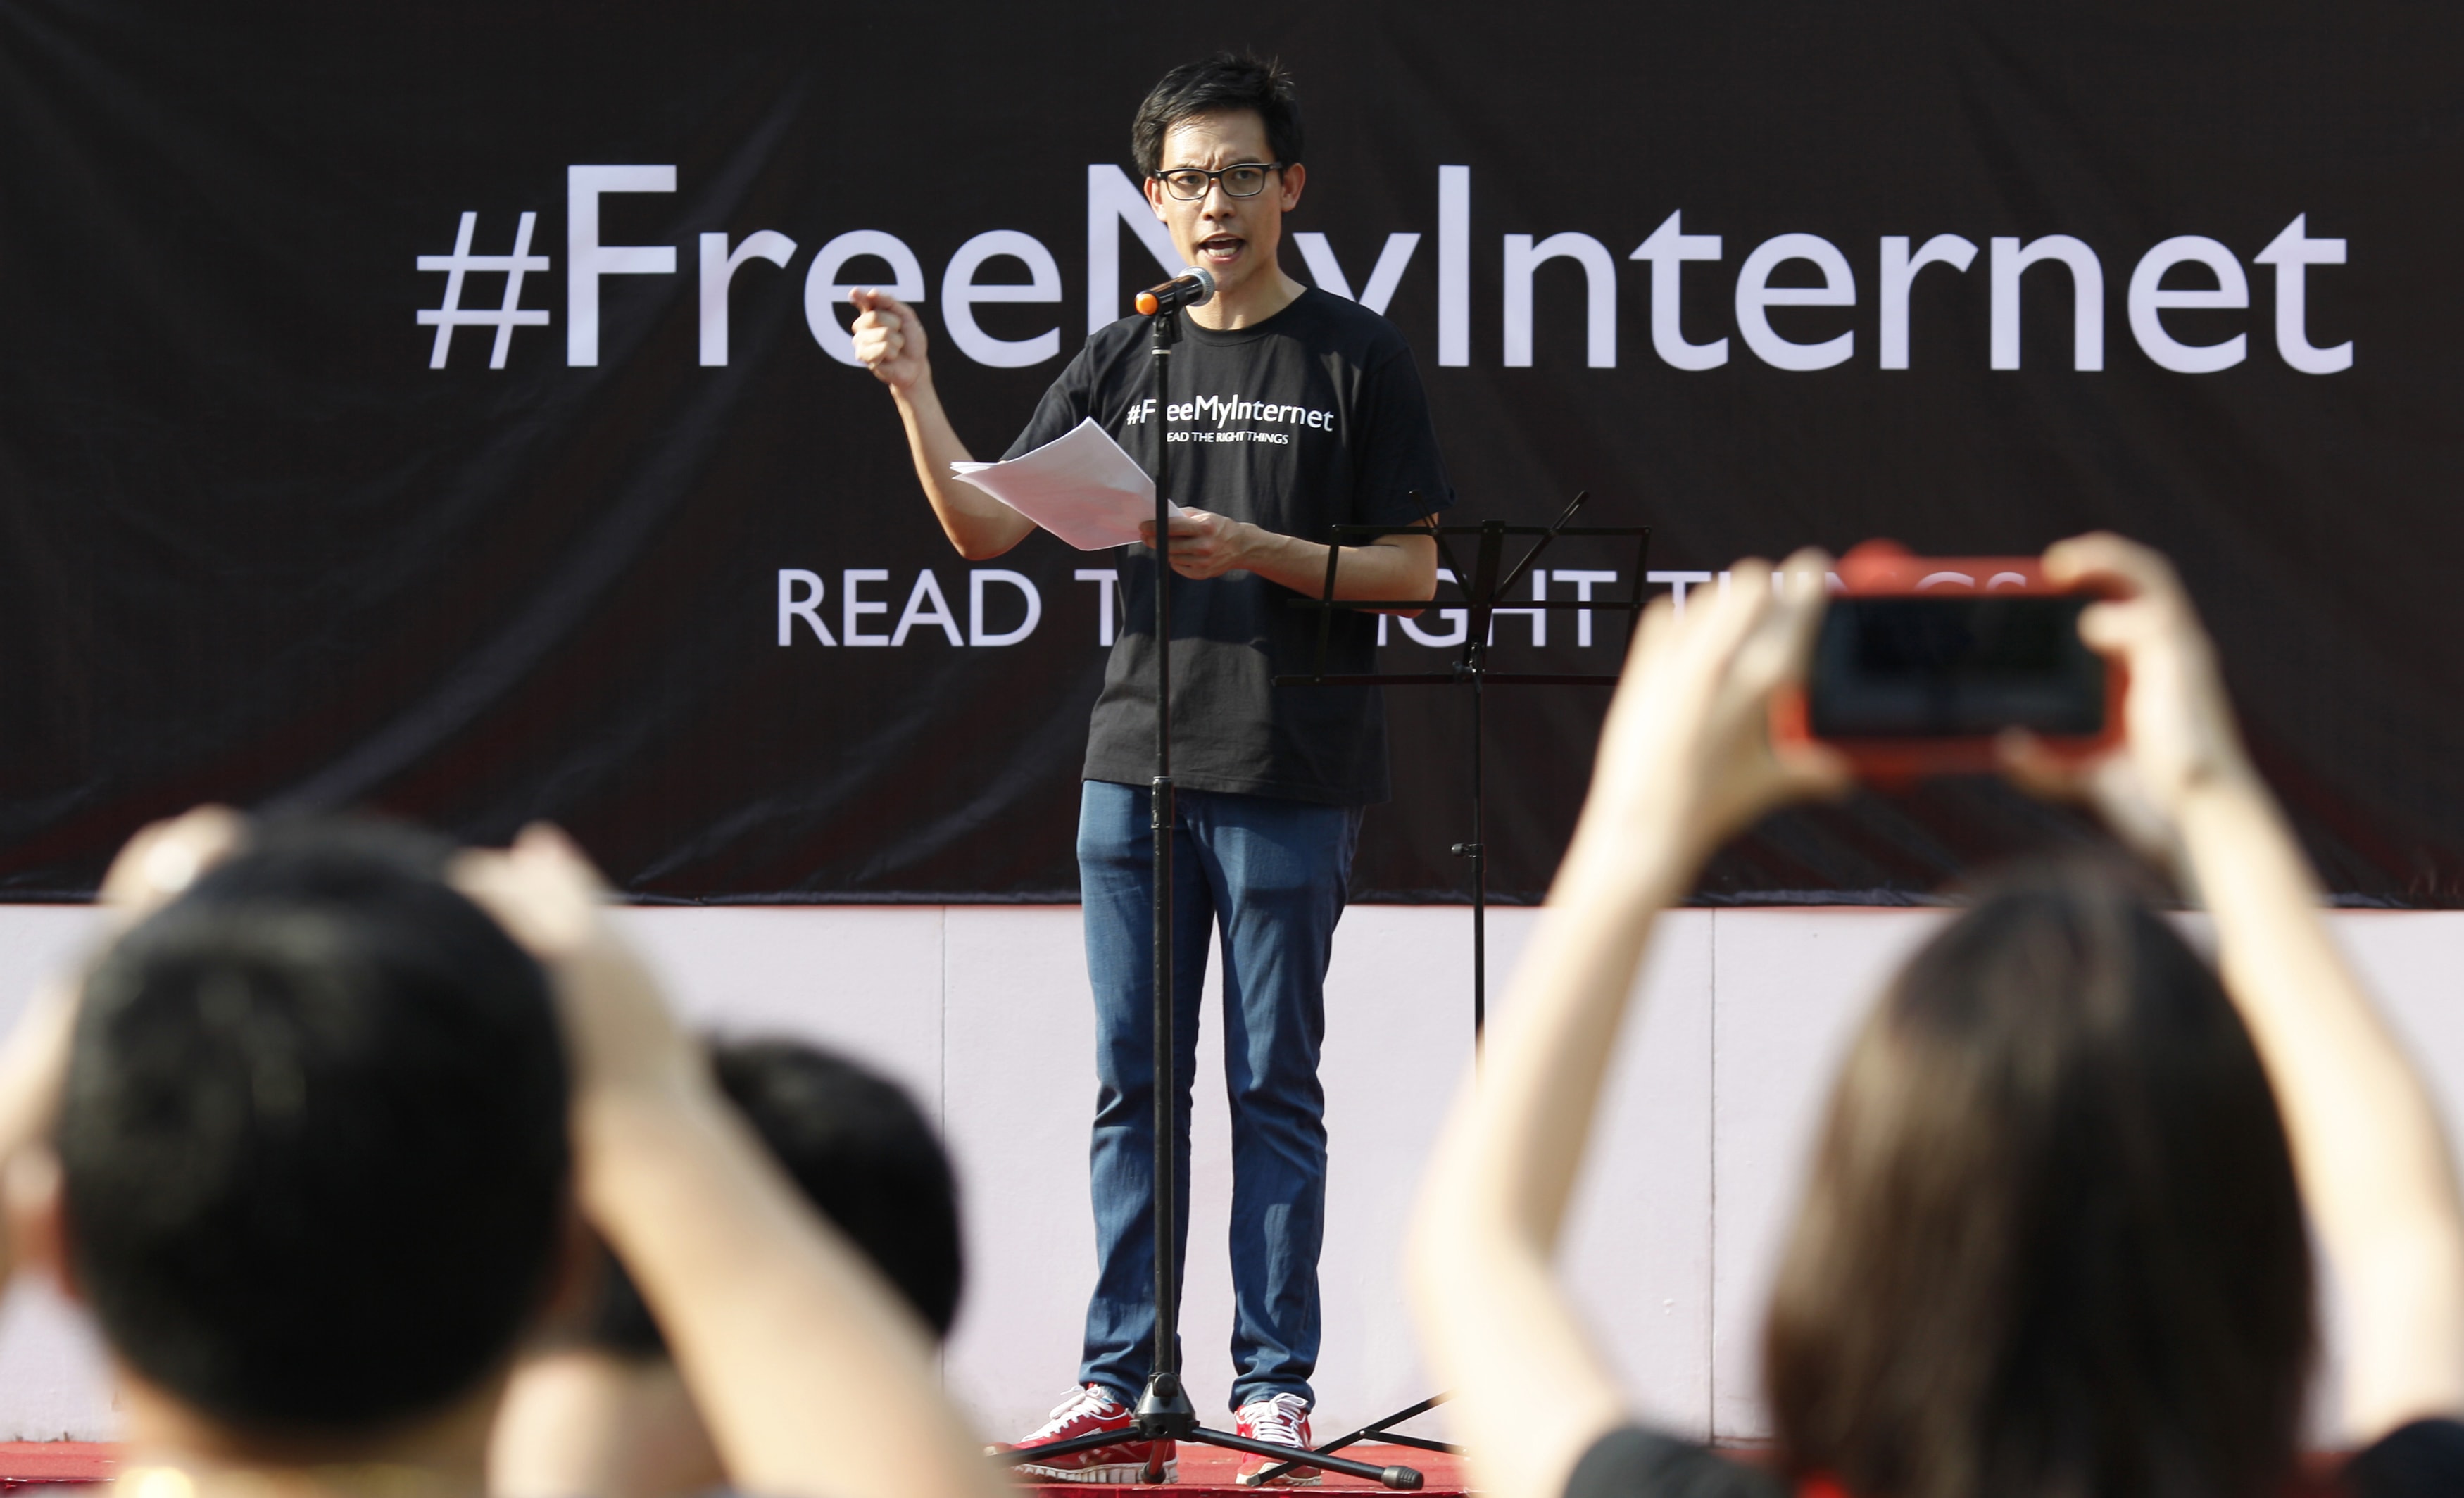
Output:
[{"xmin": 1151, "ymin": 162, "xmax": 1285, "ymax": 201}]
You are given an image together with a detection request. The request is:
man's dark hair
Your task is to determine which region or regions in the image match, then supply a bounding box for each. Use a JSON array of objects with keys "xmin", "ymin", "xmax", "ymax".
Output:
[
  {"xmin": 586, "ymin": 1039, "xmax": 963, "ymax": 1351},
  {"xmin": 1131, "ymin": 52, "xmax": 1302, "ymax": 178},
  {"xmin": 57, "ymin": 818, "xmax": 570, "ymax": 1432},
  {"xmin": 1761, "ymin": 858, "xmax": 2313, "ymax": 1498}
]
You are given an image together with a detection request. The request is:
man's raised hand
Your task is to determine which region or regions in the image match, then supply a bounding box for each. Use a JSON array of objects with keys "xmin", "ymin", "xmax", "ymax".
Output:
[
  {"xmin": 846, "ymin": 287, "xmax": 1029, "ymax": 558},
  {"xmin": 849, "ymin": 288, "xmax": 929, "ymax": 394}
]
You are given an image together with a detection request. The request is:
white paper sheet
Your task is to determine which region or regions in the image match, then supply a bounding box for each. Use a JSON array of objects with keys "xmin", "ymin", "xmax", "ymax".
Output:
[{"xmin": 949, "ymin": 417, "xmax": 1180, "ymax": 551}]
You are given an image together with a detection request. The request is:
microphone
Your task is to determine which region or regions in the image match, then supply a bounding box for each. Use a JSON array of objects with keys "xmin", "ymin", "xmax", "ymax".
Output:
[{"xmin": 1134, "ymin": 266, "xmax": 1216, "ymax": 316}]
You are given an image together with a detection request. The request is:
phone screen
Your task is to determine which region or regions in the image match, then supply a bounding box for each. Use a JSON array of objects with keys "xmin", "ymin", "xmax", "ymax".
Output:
[{"xmin": 1808, "ymin": 595, "xmax": 2105, "ymax": 739}]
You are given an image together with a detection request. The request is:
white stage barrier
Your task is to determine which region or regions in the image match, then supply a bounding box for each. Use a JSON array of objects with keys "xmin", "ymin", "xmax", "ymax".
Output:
[{"xmin": 0, "ymin": 903, "xmax": 2456, "ymax": 1447}]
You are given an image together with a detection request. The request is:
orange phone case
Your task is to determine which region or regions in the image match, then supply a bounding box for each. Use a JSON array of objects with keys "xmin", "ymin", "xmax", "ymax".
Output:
[{"xmin": 1770, "ymin": 541, "xmax": 2126, "ymax": 781}]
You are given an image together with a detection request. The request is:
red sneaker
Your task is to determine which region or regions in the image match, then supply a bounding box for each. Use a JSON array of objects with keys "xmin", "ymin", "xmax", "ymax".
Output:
[
  {"xmin": 993, "ymin": 1383, "xmax": 1176, "ymax": 1484},
  {"xmin": 1233, "ymin": 1393, "xmax": 1319, "ymax": 1487}
]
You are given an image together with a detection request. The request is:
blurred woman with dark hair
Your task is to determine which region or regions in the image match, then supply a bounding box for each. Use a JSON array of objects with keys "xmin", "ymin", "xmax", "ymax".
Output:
[{"xmin": 1408, "ymin": 535, "xmax": 2464, "ymax": 1498}]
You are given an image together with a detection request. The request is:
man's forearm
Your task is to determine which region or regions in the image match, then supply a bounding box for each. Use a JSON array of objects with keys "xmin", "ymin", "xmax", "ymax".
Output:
[
  {"xmin": 890, "ymin": 377, "xmax": 1033, "ymax": 561},
  {"xmin": 1238, "ymin": 527, "xmax": 1435, "ymax": 608}
]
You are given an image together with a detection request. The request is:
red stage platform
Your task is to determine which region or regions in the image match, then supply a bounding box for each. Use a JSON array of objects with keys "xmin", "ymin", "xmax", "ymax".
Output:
[
  {"xmin": 0, "ymin": 1442, "xmax": 113, "ymax": 1487},
  {"xmin": 0, "ymin": 1440, "xmax": 1458, "ymax": 1493},
  {"xmin": 0, "ymin": 1440, "xmax": 2365, "ymax": 1494},
  {"xmin": 1014, "ymin": 1444, "xmax": 1467, "ymax": 1497}
]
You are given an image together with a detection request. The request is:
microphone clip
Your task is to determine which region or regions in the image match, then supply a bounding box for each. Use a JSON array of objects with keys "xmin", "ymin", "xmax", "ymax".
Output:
[{"xmin": 1135, "ymin": 266, "xmax": 1217, "ymax": 317}]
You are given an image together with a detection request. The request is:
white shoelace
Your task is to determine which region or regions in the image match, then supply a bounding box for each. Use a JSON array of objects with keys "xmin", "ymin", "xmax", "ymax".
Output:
[
  {"xmin": 1037, "ymin": 1383, "xmax": 1123, "ymax": 1435},
  {"xmin": 1242, "ymin": 1394, "xmax": 1309, "ymax": 1446}
]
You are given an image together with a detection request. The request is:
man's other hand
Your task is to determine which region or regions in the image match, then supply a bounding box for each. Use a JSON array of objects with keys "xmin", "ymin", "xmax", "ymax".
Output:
[
  {"xmin": 850, "ymin": 288, "xmax": 929, "ymax": 395},
  {"xmin": 1139, "ymin": 508, "xmax": 1256, "ymax": 580}
]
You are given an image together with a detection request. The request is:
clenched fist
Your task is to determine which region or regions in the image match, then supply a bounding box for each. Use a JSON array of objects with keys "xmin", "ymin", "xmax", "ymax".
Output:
[{"xmin": 849, "ymin": 287, "xmax": 929, "ymax": 394}]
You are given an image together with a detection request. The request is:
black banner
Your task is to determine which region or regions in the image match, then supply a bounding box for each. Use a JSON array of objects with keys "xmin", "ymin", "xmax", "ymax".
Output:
[{"xmin": 6, "ymin": 1, "xmax": 2461, "ymax": 905}]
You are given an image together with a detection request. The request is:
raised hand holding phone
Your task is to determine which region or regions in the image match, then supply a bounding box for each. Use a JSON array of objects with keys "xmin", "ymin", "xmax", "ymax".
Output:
[{"xmin": 1994, "ymin": 533, "xmax": 2259, "ymax": 872}]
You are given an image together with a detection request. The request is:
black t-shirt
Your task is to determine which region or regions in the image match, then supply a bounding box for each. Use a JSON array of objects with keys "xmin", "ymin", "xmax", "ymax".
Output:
[
  {"xmin": 1562, "ymin": 1418, "xmax": 2464, "ymax": 1498},
  {"xmin": 1005, "ymin": 288, "xmax": 1452, "ymax": 805}
]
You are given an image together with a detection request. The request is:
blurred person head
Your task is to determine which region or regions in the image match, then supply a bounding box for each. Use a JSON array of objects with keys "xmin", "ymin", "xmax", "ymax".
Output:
[
  {"xmin": 588, "ymin": 1038, "xmax": 962, "ymax": 1349},
  {"xmin": 491, "ymin": 1038, "xmax": 961, "ymax": 1498},
  {"xmin": 1761, "ymin": 858, "xmax": 2313, "ymax": 1498},
  {"xmin": 48, "ymin": 817, "xmax": 571, "ymax": 1443}
]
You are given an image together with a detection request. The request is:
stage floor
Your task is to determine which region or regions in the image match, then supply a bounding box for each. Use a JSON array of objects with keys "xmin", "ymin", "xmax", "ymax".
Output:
[
  {"xmin": 0, "ymin": 1441, "xmax": 1467, "ymax": 1493},
  {"xmin": 0, "ymin": 1441, "xmax": 112, "ymax": 1485},
  {"xmin": 1014, "ymin": 1444, "xmax": 1467, "ymax": 1497},
  {"xmin": 0, "ymin": 1439, "xmax": 2368, "ymax": 1496}
]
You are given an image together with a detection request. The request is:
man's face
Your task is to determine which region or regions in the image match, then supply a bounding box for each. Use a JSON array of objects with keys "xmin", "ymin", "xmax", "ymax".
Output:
[{"xmin": 1143, "ymin": 109, "xmax": 1305, "ymax": 301}]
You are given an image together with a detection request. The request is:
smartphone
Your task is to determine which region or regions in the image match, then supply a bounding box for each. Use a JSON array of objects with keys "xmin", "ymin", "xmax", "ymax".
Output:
[{"xmin": 1772, "ymin": 543, "xmax": 2123, "ymax": 779}]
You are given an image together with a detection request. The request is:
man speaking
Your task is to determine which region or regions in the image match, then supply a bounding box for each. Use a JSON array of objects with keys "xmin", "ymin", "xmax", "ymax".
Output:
[{"xmin": 851, "ymin": 53, "xmax": 1450, "ymax": 1485}]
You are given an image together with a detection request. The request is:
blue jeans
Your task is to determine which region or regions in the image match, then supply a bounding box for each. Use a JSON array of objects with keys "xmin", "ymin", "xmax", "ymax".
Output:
[{"xmin": 1076, "ymin": 780, "xmax": 1364, "ymax": 1411}]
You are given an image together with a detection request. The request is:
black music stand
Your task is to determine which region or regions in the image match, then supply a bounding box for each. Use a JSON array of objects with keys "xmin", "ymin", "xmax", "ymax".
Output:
[
  {"xmin": 988, "ymin": 298, "xmax": 1425, "ymax": 1492},
  {"xmin": 1239, "ymin": 492, "xmax": 1652, "ymax": 1483}
]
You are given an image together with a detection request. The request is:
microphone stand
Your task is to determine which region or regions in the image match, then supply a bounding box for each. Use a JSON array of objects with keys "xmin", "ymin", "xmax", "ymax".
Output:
[{"xmin": 991, "ymin": 289, "xmax": 1423, "ymax": 1491}]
